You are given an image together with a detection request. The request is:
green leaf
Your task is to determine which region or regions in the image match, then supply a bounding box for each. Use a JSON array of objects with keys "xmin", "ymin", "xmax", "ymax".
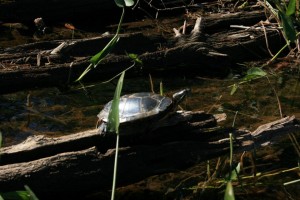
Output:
[
  {"xmin": 247, "ymin": 67, "xmax": 267, "ymax": 76},
  {"xmin": 90, "ymin": 34, "xmax": 120, "ymax": 65},
  {"xmin": 0, "ymin": 194, "xmax": 4, "ymax": 200},
  {"xmin": 107, "ymin": 71, "xmax": 125, "ymax": 134},
  {"xmin": 75, "ymin": 9, "xmax": 125, "ymax": 82},
  {"xmin": 230, "ymin": 163, "xmax": 241, "ymax": 181},
  {"xmin": 0, "ymin": 191, "xmax": 31, "ymax": 200},
  {"xmin": 115, "ymin": 0, "xmax": 134, "ymax": 7},
  {"xmin": 286, "ymin": 0, "xmax": 296, "ymax": 15},
  {"xmin": 279, "ymin": 11, "xmax": 297, "ymax": 43},
  {"xmin": 125, "ymin": 0, "xmax": 134, "ymax": 6},
  {"xmin": 115, "ymin": 0, "xmax": 125, "ymax": 7},
  {"xmin": 243, "ymin": 67, "xmax": 267, "ymax": 81},
  {"xmin": 128, "ymin": 53, "xmax": 143, "ymax": 65},
  {"xmin": 230, "ymin": 84, "xmax": 239, "ymax": 95},
  {"xmin": 224, "ymin": 181, "xmax": 235, "ymax": 200},
  {"xmin": 24, "ymin": 185, "xmax": 39, "ymax": 200}
]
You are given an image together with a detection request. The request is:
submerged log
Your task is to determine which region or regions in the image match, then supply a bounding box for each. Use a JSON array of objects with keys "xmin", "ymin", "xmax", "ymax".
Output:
[
  {"xmin": 0, "ymin": 112, "xmax": 299, "ymax": 199},
  {"xmin": 0, "ymin": 10, "xmax": 283, "ymax": 94}
]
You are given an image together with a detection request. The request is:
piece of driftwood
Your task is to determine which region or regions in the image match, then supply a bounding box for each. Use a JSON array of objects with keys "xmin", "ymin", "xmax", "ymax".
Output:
[
  {"xmin": 0, "ymin": 112, "xmax": 299, "ymax": 199},
  {"xmin": 0, "ymin": 10, "xmax": 283, "ymax": 94}
]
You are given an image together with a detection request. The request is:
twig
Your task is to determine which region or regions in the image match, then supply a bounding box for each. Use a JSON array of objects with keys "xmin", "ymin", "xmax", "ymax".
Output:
[{"xmin": 261, "ymin": 21, "xmax": 274, "ymax": 57}]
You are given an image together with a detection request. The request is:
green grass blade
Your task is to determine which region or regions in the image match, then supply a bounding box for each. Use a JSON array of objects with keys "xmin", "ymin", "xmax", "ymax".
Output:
[
  {"xmin": 107, "ymin": 71, "xmax": 125, "ymax": 134},
  {"xmin": 286, "ymin": 0, "xmax": 296, "ymax": 15},
  {"xmin": 90, "ymin": 34, "xmax": 120, "ymax": 65},
  {"xmin": 160, "ymin": 82, "xmax": 163, "ymax": 95},
  {"xmin": 230, "ymin": 83, "xmax": 239, "ymax": 95},
  {"xmin": 229, "ymin": 133, "xmax": 233, "ymax": 167},
  {"xmin": 75, "ymin": 63, "xmax": 93, "ymax": 82},
  {"xmin": 224, "ymin": 181, "xmax": 235, "ymax": 200},
  {"xmin": 111, "ymin": 134, "xmax": 120, "ymax": 200},
  {"xmin": 109, "ymin": 71, "xmax": 125, "ymax": 200},
  {"xmin": 0, "ymin": 194, "xmax": 4, "ymax": 200},
  {"xmin": 24, "ymin": 185, "xmax": 39, "ymax": 200},
  {"xmin": 0, "ymin": 191, "xmax": 31, "ymax": 200},
  {"xmin": 76, "ymin": 8, "xmax": 125, "ymax": 81},
  {"xmin": 90, "ymin": 8, "xmax": 124, "ymax": 65},
  {"xmin": 230, "ymin": 163, "xmax": 241, "ymax": 181}
]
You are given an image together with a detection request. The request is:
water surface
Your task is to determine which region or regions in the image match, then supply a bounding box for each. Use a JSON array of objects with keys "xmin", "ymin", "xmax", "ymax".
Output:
[{"xmin": 1, "ymin": 70, "xmax": 300, "ymax": 147}]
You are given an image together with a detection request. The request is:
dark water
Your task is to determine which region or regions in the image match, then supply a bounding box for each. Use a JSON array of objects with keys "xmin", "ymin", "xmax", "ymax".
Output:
[
  {"xmin": 0, "ymin": 76, "xmax": 188, "ymax": 146},
  {"xmin": 1, "ymin": 70, "xmax": 300, "ymax": 147}
]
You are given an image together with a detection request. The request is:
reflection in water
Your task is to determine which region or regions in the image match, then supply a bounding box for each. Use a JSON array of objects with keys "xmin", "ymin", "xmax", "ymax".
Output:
[{"xmin": 0, "ymin": 72, "xmax": 300, "ymax": 147}]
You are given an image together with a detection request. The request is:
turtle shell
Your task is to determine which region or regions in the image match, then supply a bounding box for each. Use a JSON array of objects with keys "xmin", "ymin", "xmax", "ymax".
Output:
[{"xmin": 98, "ymin": 92, "xmax": 173, "ymax": 124}]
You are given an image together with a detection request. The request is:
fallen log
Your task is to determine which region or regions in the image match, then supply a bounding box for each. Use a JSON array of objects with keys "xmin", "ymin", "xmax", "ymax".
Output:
[
  {"xmin": 0, "ymin": 112, "xmax": 299, "ymax": 199},
  {"xmin": 0, "ymin": 10, "xmax": 283, "ymax": 94},
  {"xmin": 0, "ymin": 111, "xmax": 218, "ymax": 165}
]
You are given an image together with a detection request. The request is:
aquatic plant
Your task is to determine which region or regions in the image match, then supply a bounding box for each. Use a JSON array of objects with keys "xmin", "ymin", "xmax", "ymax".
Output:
[
  {"xmin": 0, "ymin": 185, "xmax": 39, "ymax": 200},
  {"xmin": 224, "ymin": 133, "xmax": 240, "ymax": 200},
  {"xmin": 107, "ymin": 71, "xmax": 125, "ymax": 200},
  {"xmin": 230, "ymin": 67, "xmax": 267, "ymax": 95},
  {"xmin": 100, "ymin": 2, "xmax": 135, "ymax": 200},
  {"xmin": 261, "ymin": 0, "xmax": 299, "ymax": 61},
  {"xmin": 76, "ymin": 0, "xmax": 135, "ymax": 82}
]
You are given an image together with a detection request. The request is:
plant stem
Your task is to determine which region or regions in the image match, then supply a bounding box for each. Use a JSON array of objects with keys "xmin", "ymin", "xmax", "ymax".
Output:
[
  {"xmin": 229, "ymin": 133, "xmax": 233, "ymax": 178},
  {"xmin": 111, "ymin": 134, "xmax": 119, "ymax": 200},
  {"xmin": 269, "ymin": 42, "xmax": 289, "ymax": 63}
]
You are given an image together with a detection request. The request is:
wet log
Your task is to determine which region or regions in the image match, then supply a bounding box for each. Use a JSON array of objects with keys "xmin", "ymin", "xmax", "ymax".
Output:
[
  {"xmin": 0, "ymin": 111, "xmax": 219, "ymax": 165},
  {"xmin": 0, "ymin": 113, "xmax": 299, "ymax": 199},
  {"xmin": 0, "ymin": 28, "xmax": 281, "ymax": 93}
]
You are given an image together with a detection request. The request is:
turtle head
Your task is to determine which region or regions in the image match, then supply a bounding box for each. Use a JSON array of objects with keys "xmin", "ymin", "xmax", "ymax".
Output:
[{"xmin": 172, "ymin": 88, "xmax": 190, "ymax": 104}]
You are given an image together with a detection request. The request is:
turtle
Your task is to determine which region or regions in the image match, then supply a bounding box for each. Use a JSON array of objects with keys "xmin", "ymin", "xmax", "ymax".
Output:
[{"xmin": 97, "ymin": 88, "xmax": 190, "ymax": 135}]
